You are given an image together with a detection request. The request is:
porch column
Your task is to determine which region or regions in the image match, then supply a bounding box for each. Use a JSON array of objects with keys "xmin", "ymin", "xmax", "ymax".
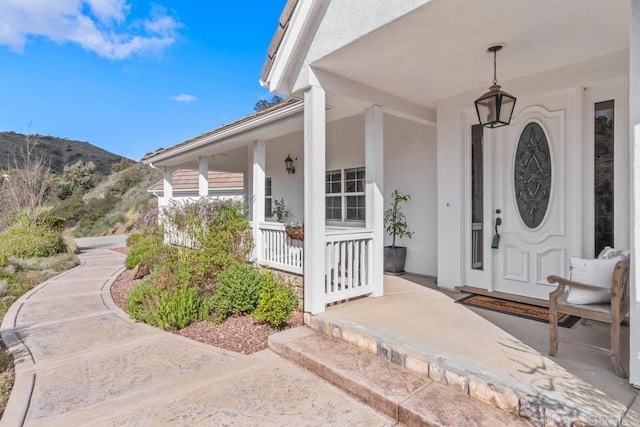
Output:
[
  {"xmin": 365, "ymin": 105, "xmax": 384, "ymax": 297},
  {"xmin": 252, "ymin": 140, "xmax": 266, "ymax": 263},
  {"xmin": 304, "ymin": 85, "xmax": 327, "ymax": 314},
  {"xmin": 198, "ymin": 157, "xmax": 208, "ymax": 197},
  {"xmin": 163, "ymin": 167, "xmax": 173, "ymax": 202},
  {"xmin": 629, "ymin": 0, "xmax": 640, "ymax": 386},
  {"xmin": 246, "ymin": 146, "xmax": 253, "ymax": 219}
]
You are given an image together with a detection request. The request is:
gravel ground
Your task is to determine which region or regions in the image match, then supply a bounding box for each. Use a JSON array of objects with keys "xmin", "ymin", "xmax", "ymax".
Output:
[{"xmin": 109, "ymin": 251, "xmax": 303, "ymax": 354}]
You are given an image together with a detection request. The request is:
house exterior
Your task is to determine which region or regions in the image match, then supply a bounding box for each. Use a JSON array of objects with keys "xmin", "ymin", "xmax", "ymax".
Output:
[
  {"xmin": 148, "ymin": 169, "xmax": 244, "ymax": 207},
  {"xmin": 144, "ymin": 0, "xmax": 640, "ymax": 387}
]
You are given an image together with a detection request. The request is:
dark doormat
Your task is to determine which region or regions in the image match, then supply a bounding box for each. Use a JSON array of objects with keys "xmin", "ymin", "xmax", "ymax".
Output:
[{"xmin": 456, "ymin": 294, "xmax": 580, "ymax": 328}]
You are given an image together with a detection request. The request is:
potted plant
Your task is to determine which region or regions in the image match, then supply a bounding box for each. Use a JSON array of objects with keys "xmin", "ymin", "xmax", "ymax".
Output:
[
  {"xmin": 384, "ymin": 189, "xmax": 413, "ymax": 274},
  {"xmin": 273, "ymin": 198, "xmax": 291, "ymax": 224},
  {"xmin": 273, "ymin": 198, "xmax": 303, "ymax": 241}
]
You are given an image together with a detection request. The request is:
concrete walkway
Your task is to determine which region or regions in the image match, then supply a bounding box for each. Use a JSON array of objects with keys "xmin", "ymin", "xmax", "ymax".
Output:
[{"xmin": 1, "ymin": 237, "xmax": 392, "ymax": 426}]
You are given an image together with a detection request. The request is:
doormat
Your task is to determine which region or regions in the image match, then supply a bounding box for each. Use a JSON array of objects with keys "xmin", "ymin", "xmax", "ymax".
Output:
[{"xmin": 456, "ymin": 294, "xmax": 580, "ymax": 328}]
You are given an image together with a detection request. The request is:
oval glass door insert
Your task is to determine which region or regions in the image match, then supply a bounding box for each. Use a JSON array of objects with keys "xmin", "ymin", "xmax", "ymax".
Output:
[{"xmin": 514, "ymin": 122, "xmax": 552, "ymax": 229}]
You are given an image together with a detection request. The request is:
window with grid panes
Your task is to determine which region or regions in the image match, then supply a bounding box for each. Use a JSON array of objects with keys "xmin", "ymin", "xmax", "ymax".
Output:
[
  {"xmin": 265, "ymin": 177, "xmax": 272, "ymax": 218},
  {"xmin": 325, "ymin": 167, "xmax": 365, "ymax": 223}
]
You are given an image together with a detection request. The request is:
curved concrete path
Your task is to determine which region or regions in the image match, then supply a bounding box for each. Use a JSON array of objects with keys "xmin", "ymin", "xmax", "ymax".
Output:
[{"xmin": 1, "ymin": 237, "xmax": 392, "ymax": 426}]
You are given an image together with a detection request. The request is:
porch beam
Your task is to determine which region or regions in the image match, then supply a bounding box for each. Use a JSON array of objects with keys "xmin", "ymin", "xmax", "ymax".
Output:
[
  {"xmin": 365, "ymin": 105, "xmax": 384, "ymax": 297},
  {"xmin": 304, "ymin": 85, "xmax": 327, "ymax": 314},
  {"xmin": 198, "ymin": 157, "xmax": 208, "ymax": 197},
  {"xmin": 629, "ymin": 0, "xmax": 640, "ymax": 386},
  {"xmin": 252, "ymin": 141, "xmax": 266, "ymax": 263},
  {"xmin": 312, "ymin": 68, "xmax": 436, "ymax": 126}
]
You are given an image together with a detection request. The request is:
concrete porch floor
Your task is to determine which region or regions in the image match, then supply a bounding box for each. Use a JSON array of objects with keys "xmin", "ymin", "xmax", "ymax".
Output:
[{"xmin": 309, "ymin": 274, "xmax": 640, "ymax": 425}]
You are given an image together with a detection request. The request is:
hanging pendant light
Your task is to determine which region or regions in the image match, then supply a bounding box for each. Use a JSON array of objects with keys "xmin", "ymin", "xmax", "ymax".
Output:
[{"xmin": 474, "ymin": 44, "xmax": 516, "ymax": 128}]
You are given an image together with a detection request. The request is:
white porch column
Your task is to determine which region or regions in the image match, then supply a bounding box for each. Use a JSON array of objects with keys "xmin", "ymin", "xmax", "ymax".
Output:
[
  {"xmin": 198, "ymin": 157, "xmax": 208, "ymax": 197},
  {"xmin": 246, "ymin": 146, "xmax": 253, "ymax": 219},
  {"xmin": 163, "ymin": 167, "xmax": 173, "ymax": 202},
  {"xmin": 629, "ymin": 0, "xmax": 640, "ymax": 386},
  {"xmin": 252, "ymin": 141, "xmax": 266, "ymax": 263},
  {"xmin": 304, "ymin": 86, "xmax": 327, "ymax": 314},
  {"xmin": 365, "ymin": 105, "xmax": 384, "ymax": 297}
]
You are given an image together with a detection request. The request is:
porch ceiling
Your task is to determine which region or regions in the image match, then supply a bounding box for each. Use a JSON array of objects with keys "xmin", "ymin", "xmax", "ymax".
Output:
[{"xmin": 312, "ymin": 0, "xmax": 630, "ymax": 109}]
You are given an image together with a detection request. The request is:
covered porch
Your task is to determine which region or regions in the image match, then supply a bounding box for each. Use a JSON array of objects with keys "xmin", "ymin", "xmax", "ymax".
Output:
[{"xmin": 305, "ymin": 273, "xmax": 638, "ymax": 425}]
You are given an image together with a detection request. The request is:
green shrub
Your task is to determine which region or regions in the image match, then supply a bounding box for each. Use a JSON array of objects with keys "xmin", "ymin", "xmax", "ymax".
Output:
[
  {"xmin": 0, "ymin": 253, "xmax": 7, "ymax": 267},
  {"xmin": 211, "ymin": 262, "xmax": 264, "ymax": 322},
  {"xmin": 0, "ymin": 223, "xmax": 65, "ymax": 259},
  {"xmin": 125, "ymin": 233, "xmax": 165, "ymax": 270},
  {"xmin": 124, "ymin": 281, "xmax": 158, "ymax": 323},
  {"xmin": 40, "ymin": 215, "xmax": 66, "ymax": 232},
  {"xmin": 252, "ymin": 273, "xmax": 298, "ymax": 329},
  {"xmin": 152, "ymin": 286, "xmax": 202, "ymax": 330}
]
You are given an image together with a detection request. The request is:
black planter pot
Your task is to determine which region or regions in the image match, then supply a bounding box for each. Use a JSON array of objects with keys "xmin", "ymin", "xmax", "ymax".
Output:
[{"xmin": 384, "ymin": 246, "xmax": 407, "ymax": 274}]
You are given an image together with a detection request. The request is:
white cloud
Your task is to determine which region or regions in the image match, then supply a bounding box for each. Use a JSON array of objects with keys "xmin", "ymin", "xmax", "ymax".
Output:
[
  {"xmin": 171, "ymin": 94, "xmax": 196, "ymax": 103},
  {"xmin": 0, "ymin": 0, "xmax": 181, "ymax": 59}
]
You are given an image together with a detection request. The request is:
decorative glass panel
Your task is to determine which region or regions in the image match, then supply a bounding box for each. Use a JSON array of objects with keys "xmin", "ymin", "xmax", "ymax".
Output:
[
  {"xmin": 471, "ymin": 125, "xmax": 484, "ymax": 270},
  {"xmin": 514, "ymin": 122, "xmax": 552, "ymax": 229},
  {"xmin": 594, "ymin": 100, "xmax": 614, "ymax": 255}
]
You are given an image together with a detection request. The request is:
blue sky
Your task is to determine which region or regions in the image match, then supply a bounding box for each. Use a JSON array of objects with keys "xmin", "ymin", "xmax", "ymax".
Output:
[{"xmin": 0, "ymin": 1, "xmax": 285, "ymax": 160}]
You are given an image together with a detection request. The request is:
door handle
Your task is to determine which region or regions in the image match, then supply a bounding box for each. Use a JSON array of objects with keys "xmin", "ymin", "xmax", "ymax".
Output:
[{"xmin": 492, "ymin": 217, "xmax": 502, "ymax": 249}]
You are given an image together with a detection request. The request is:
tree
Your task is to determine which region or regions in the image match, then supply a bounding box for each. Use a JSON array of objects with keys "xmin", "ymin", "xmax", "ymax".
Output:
[
  {"xmin": 111, "ymin": 158, "xmax": 135, "ymax": 173},
  {"xmin": 254, "ymin": 95, "xmax": 286, "ymax": 112},
  {"xmin": 57, "ymin": 160, "xmax": 99, "ymax": 198},
  {"xmin": 0, "ymin": 133, "xmax": 52, "ymax": 227}
]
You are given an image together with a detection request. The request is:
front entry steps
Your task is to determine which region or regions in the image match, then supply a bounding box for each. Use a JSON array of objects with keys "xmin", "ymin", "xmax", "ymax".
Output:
[{"xmin": 269, "ymin": 327, "xmax": 530, "ymax": 426}]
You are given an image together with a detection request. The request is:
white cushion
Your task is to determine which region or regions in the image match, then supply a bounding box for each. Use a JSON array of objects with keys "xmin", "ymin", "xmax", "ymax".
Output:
[
  {"xmin": 565, "ymin": 257, "xmax": 620, "ymax": 305},
  {"xmin": 597, "ymin": 246, "xmax": 630, "ymax": 260}
]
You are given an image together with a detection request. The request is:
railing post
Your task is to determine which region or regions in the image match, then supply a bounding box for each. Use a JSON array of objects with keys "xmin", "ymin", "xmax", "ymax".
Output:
[
  {"xmin": 304, "ymin": 85, "xmax": 327, "ymax": 314},
  {"xmin": 365, "ymin": 105, "xmax": 384, "ymax": 297},
  {"xmin": 252, "ymin": 141, "xmax": 266, "ymax": 263}
]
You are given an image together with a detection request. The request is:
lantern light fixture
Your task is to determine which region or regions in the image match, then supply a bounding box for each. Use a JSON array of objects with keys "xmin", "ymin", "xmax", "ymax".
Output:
[
  {"xmin": 474, "ymin": 44, "xmax": 516, "ymax": 128},
  {"xmin": 284, "ymin": 154, "xmax": 296, "ymax": 175}
]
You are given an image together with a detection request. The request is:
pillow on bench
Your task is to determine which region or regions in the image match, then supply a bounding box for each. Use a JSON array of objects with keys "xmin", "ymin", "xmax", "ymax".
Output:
[{"xmin": 565, "ymin": 257, "xmax": 622, "ymax": 305}]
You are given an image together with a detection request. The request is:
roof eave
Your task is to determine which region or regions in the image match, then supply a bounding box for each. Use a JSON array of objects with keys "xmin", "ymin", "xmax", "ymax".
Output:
[{"xmin": 142, "ymin": 100, "xmax": 304, "ymax": 165}]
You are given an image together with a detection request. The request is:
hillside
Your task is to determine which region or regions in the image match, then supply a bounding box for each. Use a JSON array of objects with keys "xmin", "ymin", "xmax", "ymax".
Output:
[{"xmin": 0, "ymin": 131, "xmax": 129, "ymax": 175}]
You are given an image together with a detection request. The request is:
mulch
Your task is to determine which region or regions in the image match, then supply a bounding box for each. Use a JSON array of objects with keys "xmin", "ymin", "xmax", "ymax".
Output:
[{"xmin": 109, "ymin": 253, "xmax": 304, "ymax": 354}]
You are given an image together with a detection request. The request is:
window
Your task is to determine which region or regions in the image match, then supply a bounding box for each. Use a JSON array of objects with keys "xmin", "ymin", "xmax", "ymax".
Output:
[
  {"xmin": 265, "ymin": 177, "xmax": 272, "ymax": 218},
  {"xmin": 594, "ymin": 100, "xmax": 614, "ymax": 254},
  {"xmin": 325, "ymin": 167, "xmax": 365, "ymax": 223},
  {"xmin": 471, "ymin": 124, "xmax": 484, "ymax": 270}
]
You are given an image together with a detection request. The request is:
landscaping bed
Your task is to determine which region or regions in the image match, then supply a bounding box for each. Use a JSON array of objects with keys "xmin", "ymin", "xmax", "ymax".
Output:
[
  {"xmin": 110, "ymin": 259, "xmax": 302, "ymax": 354},
  {"xmin": 111, "ymin": 199, "xmax": 303, "ymax": 355}
]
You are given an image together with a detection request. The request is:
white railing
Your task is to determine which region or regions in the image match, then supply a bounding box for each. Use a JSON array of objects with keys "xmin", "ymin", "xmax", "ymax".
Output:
[
  {"xmin": 472, "ymin": 222, "xmax": 483, "ymax": 269},
  {"xmin": 258, "ymin": 223, "xmax": 303, "ymax": 274},
  {"xmin": 324, "ymin": 229, "xmax": 374, "ymax": 304}
]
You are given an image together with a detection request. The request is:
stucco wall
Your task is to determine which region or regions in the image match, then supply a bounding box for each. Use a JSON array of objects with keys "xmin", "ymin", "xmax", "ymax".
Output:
[
  {"xmin": 436, "ymin": 51, "xmax": 629, "ymax": 290},
  {"xmin": 384, "ymin": 115, "xmax": 437, "ymax": 276}
]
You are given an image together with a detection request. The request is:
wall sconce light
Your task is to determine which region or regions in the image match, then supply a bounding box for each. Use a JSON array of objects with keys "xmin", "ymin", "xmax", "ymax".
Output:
[
  {"xmin": 284, "ymin": 154, "xmax": 296, "ymax": 175},
  {"xmin": 474, "ymin": 44, "xmax": 516, "ymax": 128}
]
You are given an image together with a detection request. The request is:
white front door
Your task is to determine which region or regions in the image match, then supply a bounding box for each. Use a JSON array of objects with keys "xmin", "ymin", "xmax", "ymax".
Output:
[
  {"xmin": 491, "ymin": 103, "xmax": 572, "ymax": 299},
  {"xmin": 464, "ymin": 84, "xmax": 627, "ymax": 300}
]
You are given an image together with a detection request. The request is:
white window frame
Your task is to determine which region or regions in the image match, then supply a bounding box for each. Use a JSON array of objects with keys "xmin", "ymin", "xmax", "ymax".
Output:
[{"xmin": 325, "ymin": 166, "xmax": 366, "ymax": 225}]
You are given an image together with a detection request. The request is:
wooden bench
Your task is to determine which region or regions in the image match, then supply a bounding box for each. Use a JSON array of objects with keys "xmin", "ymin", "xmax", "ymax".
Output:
[{"xmin": 547, "ymin": 259, "xmax": 630, "ymax": 378}]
